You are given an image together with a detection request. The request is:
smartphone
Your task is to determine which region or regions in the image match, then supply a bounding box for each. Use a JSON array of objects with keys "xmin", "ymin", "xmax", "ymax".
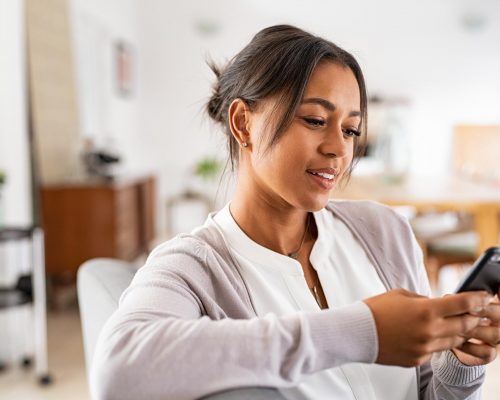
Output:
[{"xmin": 455, "ymin": 247, "xmax": 500, "ymax": 294}]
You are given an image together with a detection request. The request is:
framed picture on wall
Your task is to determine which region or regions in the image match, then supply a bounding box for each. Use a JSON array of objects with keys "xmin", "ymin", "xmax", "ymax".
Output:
[{"xmin": 114, "ymin": 40, "xmax": 134, "ymax": 97}]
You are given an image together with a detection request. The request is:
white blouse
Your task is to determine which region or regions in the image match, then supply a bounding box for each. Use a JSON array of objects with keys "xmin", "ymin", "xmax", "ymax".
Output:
[{"xmin": 213, "ymin": 204, "xmax": 418, "ymax": 400}]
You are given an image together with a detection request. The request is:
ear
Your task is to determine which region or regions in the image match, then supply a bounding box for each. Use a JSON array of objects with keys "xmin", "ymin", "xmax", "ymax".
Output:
[{"xmin": 228, "ymin": 98, "xmax": 251, "ymax": 148}]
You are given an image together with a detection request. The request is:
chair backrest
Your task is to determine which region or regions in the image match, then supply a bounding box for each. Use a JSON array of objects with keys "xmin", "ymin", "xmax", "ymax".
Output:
[{"xmin": 77, "ymin": 258, "xmax": 137, "ymax": 374}]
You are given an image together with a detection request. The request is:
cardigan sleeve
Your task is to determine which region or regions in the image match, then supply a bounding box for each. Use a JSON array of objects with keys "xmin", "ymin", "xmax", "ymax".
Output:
[
  {"xmin": 90, "ymin": 249, "xmax": 379, "ymax": 400},
  {"xmin": 406, "ymin": 224, "xmax": 486, "ymax": 400}
]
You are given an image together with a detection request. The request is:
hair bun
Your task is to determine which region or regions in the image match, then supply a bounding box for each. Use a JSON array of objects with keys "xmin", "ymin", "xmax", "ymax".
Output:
[{"xmin": 206, "ymin": 61, "xmax": 225, "ymax": 124}]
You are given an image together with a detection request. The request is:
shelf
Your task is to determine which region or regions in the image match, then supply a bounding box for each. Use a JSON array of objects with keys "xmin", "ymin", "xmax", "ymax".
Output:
[
  {"xmin": 0, "ymin": 288, "xmax": 32, "ymax": 309},
  {"xmin": 0, "ymin": 227, "xmax": 33, "ymax": 242}
]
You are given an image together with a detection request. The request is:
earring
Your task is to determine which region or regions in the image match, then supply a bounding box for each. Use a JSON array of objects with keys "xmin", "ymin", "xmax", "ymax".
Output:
[{"xmin": 241, "ymin": 142, "xmax": 248, "ymax": 148}]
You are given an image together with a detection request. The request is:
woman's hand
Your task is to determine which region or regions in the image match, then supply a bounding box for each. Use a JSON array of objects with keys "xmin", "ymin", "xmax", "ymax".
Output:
[
  {"xmin": 451, "ymin": 295, "xmax": 500, "ymax": 366},
  {"xmin": 363, "ymin": 288, "xmax": 492, "ymax": 367}
]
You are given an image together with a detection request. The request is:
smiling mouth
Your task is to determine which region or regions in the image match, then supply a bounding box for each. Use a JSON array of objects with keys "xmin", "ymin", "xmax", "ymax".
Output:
[
  {"xmin": 307, "ymin": 171, "xmax": 335, "ymax": 180},
  {"xmin": 306, "ymin": 169, "xmax": 338, "ymax": 190}
]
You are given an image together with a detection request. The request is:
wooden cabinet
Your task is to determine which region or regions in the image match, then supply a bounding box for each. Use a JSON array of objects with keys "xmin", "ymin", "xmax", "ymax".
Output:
[{"xmin": 41, "ymin": 176, "xmax": 156, "ymax": 280}]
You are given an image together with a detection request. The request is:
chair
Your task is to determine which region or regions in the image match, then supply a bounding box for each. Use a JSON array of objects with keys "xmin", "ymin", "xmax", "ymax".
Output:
[
  {"xmin": 410, "ymin": 212, "xmax": 477, "ymax": 288},
  {"xmin": 77, "ymin": 258, "xmax": 285, "ymax": 400}
]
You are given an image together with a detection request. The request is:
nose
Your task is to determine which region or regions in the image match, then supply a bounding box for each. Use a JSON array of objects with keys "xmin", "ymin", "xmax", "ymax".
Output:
[{"xmin": 318, "ymin": 125, "xmax": 349, "ymax": 159}]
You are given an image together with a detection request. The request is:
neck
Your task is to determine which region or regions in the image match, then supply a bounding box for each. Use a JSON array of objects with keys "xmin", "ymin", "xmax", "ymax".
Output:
[{"xmin": 229, "ymin": 175, "xmax": 313, "ymax": 256}]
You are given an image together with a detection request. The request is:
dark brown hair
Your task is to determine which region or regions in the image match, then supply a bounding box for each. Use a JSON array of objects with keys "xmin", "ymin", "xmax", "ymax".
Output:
[{"xmin": 206, "ymin": 24, "xmax": 367, "ymax": 180}]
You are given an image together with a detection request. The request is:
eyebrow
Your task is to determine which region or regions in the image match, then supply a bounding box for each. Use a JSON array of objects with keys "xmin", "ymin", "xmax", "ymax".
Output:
[{"xmin": 301, "ymin": 97, "xmax": 361, "ymax": 118}]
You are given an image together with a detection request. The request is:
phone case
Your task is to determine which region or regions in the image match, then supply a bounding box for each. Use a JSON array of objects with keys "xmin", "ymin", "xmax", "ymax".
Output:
[{"xmin": 455, "ymin": 247, "xmax": 500, "ymax": 294}]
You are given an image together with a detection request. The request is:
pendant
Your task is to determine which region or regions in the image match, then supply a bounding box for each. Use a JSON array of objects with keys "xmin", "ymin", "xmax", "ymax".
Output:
[
  {"xmin": 312, "ymin": 285, "xmax": 322, "ymax": 309},
  {"xmin": 288, "ymin": 252, "xmax": 299, "ymax": 259}
]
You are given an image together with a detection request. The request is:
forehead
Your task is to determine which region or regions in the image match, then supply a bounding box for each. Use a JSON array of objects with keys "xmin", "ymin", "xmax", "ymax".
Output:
[{"xmin": 302, "ymin": 62, "xmax": 360, "ymax": 109}]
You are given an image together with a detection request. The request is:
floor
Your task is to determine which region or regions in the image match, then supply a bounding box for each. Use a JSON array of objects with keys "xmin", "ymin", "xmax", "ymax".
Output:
[
  {"xmin": 0, "ymin": 287, "xmax": 499, "ymax": 399},
  {"xmin": 0, "ymin": 304, "xmax": 90, "ymax": 400}
]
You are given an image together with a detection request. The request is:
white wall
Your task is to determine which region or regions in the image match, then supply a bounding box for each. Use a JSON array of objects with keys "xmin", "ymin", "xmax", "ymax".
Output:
[
  {"xmin": 70, "ymin": 0, "xmax": 140, "ymax": 168},
  {"xmin": 0, "ymin": 0, "xmax": 32, "ymax": 226},
  {"xmin": 135, "ymin": 1, "xmax": 272, "ymax": 216}
]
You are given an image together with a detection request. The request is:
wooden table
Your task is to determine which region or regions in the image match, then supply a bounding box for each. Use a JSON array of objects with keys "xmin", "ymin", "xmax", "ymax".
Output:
[{"xmin": 332, "ymin": 174, "xmax": 500, "ymax": 256}]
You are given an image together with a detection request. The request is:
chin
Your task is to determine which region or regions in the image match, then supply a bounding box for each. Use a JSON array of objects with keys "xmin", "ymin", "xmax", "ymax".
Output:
[{"xmin": 298, "ymin": 195, "xmax": 330, "ymax": 212}]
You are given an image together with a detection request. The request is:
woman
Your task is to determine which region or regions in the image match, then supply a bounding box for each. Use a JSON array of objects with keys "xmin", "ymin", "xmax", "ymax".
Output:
[{"xmin": 91, "ymin": 25, "xmax": 500, "ymax": 400}]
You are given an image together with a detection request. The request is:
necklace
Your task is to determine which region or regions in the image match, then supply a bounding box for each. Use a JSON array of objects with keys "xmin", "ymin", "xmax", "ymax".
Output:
[
  {"xmin": 287, "ymin": 213, "xmax": 311, "ymax": 260},
  {"xmin": 286, "ymin": 214, "xmax": 324, "ymax": 309}
]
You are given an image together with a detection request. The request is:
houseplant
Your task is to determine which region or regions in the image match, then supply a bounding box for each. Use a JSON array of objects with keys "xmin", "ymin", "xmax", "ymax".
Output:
[
  {"xmin": 193, "ymin": 157, "xmax": 223, "ymax": 200},
  {"xmin": 194, "ymin": 157, "xmax": 221, "ymax": 182}
]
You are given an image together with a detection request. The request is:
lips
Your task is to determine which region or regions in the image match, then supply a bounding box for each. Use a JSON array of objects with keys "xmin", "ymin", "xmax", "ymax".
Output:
[
  {"xmin": 308, "ymin": 171, "xmax": 335, "ymax": 180},
  {"xmin": 306, "ymin": 168, "xmax": 339, "ymax": 190}
]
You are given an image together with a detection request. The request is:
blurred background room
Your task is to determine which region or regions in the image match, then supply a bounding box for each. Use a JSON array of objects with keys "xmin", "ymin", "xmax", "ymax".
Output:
[{"xmin": 0, "ymin": 0, "xmax": 499, "ymax": 398}]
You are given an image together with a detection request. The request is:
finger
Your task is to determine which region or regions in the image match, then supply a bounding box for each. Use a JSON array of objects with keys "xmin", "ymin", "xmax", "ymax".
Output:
[
  {"xmin": 430, "ymin": 292, "xmax": 492, "ymax": 317},
  {"xmin": 466, "ymin": 326, "xmax": 500, "ymax": 347},
  {"xmin": 456, "ymin": 342, "xmax": 497, "ymax": 363},
  {"xmin": 477, "ymin": 302, "xmax": 500, "ymax": 322},
  {"xmin": 436, "ymin": 314, "xmax": 481, "ymax": 337},
  {"xmin": 429, "ymin": 336, "xmax": 468, "ymax": 353}
]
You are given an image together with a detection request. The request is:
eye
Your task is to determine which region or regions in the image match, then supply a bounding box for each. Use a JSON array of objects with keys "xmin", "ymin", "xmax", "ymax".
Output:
[
  {"xmin": 343, "ymin": 128, "xmax": 361, "ymax": 138},
  {"xmin": 303, "ymin": 117, "xmax": 326, "ymax": 127}
]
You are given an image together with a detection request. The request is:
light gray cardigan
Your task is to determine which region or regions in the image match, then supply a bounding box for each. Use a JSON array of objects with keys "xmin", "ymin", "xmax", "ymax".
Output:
[{"xmin": 91, "ymin": 200, "xmax": 485, "ymax": 400}]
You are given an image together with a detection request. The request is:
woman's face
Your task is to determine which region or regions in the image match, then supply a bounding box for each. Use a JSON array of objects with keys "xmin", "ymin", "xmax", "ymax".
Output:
[{"xmin": 244, "ymin": 61, "xmax": 361, "ymax": 211}]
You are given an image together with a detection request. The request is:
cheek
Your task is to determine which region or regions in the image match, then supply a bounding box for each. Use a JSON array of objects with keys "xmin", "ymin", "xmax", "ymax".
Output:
[
  {"xmin": 255, "ymin": 150, "xmax": 288, "ymax": 178},
  {"xmin": 349, "ymin": 139, "xmax": 357, "ymax": 160},
  {"xmin": 339, "ymin": 142, "xmax": 355, "ymax": 175},
  {"xmin": 345, "ymin": 141, "xmax": 355, "ymax": 161},
  {"xmin": 253, "ymin": 144, "xmax": 302, "ymax": 186}
]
